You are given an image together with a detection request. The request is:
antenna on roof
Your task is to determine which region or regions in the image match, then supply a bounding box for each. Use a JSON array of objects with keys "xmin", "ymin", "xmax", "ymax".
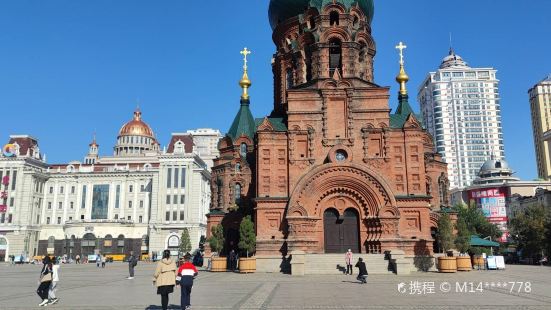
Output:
[{"xmin": 449, "ymin": 32, "xmax": 454, "ymax": 55}]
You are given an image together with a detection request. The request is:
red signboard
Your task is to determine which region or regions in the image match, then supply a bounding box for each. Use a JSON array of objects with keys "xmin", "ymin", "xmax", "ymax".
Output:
[{"xmin": 0, "ymin": 205, "xmax": 7, "ymax": 213}]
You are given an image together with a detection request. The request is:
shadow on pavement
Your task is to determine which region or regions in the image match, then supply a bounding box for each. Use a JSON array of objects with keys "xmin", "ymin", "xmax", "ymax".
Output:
[{"xmin": 145, "ymin": 305, "xmax": 181, "ymax": 309}]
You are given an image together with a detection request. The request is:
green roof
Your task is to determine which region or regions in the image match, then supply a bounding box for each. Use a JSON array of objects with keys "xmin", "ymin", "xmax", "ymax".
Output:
[
  {"xmin": 268, "ymin": 0, "xmax": 375, "ymax": 30},
  {"xmin": 227, "ymin": 98, "xmax": 256, "ymax": 141},
  {"xmin": 255, "ymin": 117, "xmax": 288, "ymax": 131},
  {"xmin": 470, "ymin": 235, "xmax": 500, "ymax": 247},
  {"xmin": 390, "ymin": 94, "xmax": 424, "ymax": 128}
]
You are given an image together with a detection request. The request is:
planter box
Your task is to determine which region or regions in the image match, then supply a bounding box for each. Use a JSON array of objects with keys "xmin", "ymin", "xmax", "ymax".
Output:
[
  {"xmin": 472, "ymin": 255, "xmax": 485, "ymax": 270},
  {"xmin": 438, "ymin": 257, "xmax": 457, "ymax": 273},
  {"xmin": 211, "ymin": 257, "xmax": 227, "ymax": 272},
  {"xmin": 456, "ymin": 256, "xmax": 472, "ymax": 271},
  {"xmin": 239, "ymin": 257, "xmax": 256, "ymax": 273}
]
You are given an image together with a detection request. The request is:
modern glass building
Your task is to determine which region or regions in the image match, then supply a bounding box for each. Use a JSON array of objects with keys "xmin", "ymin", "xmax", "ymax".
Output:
[{"xmin": 418, "ymin": 49, "xmax": 504, "ymax": 190}]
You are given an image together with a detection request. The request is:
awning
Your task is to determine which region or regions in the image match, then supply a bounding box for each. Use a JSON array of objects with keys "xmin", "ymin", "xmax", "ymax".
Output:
[{"xmin": 470, "ymin": 235, "xmax": 500, "ymax": 247}]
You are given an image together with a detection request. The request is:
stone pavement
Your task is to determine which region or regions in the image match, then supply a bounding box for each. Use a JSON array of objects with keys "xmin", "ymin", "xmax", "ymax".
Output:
[{"xmin": 1, "ymin": 262, "xmax": 550, "ymax": 309}]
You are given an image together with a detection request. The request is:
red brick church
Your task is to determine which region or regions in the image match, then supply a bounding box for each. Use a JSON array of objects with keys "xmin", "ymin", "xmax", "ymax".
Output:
[{"xmin": 207, "ymin": 0, "xmax": 449, "ymax": 271}]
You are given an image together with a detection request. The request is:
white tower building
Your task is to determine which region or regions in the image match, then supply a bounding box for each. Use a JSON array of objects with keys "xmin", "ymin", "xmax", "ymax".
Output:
[{"xmin": 418, "ymin": 49, "xmax": 504, "ymax": 190}]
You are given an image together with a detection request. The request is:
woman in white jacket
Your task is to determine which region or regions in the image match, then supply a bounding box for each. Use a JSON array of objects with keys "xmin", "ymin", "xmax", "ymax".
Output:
[{"xmin": 48, "ymin": 257, "xmax": 60, "ymax": 305}]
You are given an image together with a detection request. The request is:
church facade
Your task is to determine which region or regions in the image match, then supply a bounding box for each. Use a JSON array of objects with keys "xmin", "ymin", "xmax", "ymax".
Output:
[{"xmin": 208, "ymin": 0, "xmax": 449, "ymax": 270}]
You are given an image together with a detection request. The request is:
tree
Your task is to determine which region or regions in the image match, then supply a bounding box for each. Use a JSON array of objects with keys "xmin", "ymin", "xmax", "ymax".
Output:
[
  {"xmin": 454, "ymin": 217, "xmax": 471, "ymax": 253},
  {"xmin": 238, "ymin": 215, "xmax": 256, "ymax": 258},
  {"xmin": 208, "ymin": 224, "xmax": 225, "ymax": 254},
  {"xmin": 437, "ymin": 213, "xmax": 454, "ymax": 253},
  {"xmin": 179, "ymin": 228, "xmax": 192, "ymax": 255},
  {"xmin": 510, "ymin": 204, "xmax": 546, "ymax": 258},
  {"xmin": 457, "ymin": 204, "xmax": 501, "ymax": 240}
]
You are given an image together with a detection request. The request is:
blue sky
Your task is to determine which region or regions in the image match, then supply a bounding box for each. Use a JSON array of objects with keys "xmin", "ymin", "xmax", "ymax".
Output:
[{"xmin": 1, "ymin": 1, "xmax": 550, "ymax": 180}]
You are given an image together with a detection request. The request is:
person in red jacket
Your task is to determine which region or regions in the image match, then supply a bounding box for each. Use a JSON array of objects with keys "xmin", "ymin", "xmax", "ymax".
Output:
[{"xmin": 176, "ymin": 253, "xmax": 198, "ymax": 310}]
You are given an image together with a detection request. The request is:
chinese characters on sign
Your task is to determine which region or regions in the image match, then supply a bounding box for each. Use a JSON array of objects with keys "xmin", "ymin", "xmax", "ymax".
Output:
[{"xmin": 468, "ymin": 187, "xmax": 508, "ymax": 242}]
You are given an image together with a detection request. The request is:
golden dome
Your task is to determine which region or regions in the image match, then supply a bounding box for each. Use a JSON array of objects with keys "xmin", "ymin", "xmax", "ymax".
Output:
[{"xmin": 118, "ymin": 109, "xmax": 155, "ymax": 138}]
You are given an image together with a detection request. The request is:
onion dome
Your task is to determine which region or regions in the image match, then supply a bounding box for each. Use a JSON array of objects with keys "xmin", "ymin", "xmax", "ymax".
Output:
[
  {"xmin": 268, "ymin": 0, "xmax": 375, "ymax": 30},
  {"xmin": 118, "ymin": 108, "xmax": 155, "ymax": 138}
]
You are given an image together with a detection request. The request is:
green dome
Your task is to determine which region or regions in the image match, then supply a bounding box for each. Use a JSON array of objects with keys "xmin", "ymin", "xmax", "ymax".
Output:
[{"xmin": 268, "ymin": 0, "xmax": 374, "ymax": 30}]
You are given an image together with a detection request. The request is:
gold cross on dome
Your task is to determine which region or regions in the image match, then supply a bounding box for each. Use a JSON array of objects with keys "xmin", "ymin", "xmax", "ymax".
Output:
[
  {"xmin": 395, "ymin": 41, "xmax": 407, "ymax": 64},
  {"xmin": 240, "ymin": 47, "xmax": 252, "ymax": 70}
]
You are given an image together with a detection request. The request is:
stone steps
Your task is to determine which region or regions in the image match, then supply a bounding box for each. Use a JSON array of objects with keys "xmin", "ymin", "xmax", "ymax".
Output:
[{"xmin": 304, "ymin": 254, "xmax": 395, "ymax": 275}]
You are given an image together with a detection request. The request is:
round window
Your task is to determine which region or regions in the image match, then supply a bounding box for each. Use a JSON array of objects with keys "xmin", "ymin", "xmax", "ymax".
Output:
[{"xmin": 335, "ymin": 150, "xmax": 348, "ymax": 162}]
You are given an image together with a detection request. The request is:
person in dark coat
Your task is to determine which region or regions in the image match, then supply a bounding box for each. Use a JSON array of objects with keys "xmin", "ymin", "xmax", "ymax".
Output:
[
  {"xmin": 37, "ymin": 256, "xmax": 53, "ymax": 306},
  {"xmin": 355, "ymin": 257, "xmax": 368, "ymax": 284},
  {"xmin": 127, "ymin": 251, "xmax": 138, "ymax": 279}
]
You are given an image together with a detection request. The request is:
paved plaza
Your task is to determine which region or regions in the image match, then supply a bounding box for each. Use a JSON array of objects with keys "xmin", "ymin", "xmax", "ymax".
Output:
[{"xmin": 1, "ymin": 262, "xmax": 551, "ymax": 309}]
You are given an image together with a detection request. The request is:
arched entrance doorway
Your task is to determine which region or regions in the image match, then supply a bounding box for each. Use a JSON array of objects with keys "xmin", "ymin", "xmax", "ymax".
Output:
[
  {"xmin": 324, "ymin": 208, "xmax": 360, "ymax": 253},
  {"xmin": 81, "ymin": 233, "xmax": 96, "ymax": 256}
]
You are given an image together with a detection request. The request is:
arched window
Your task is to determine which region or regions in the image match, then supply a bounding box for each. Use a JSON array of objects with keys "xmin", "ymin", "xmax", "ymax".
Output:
[
  {"xmin": 235, "ymin": 163, "xmax": 241, "ymax": 173},
  {"xmin": 217, "ymin": 178, "xmax": 223, "ymax": 208},
  {"xmin": 234, "ymin": 183, "xmax": 242, "ymax": 205},
  {"xmin": 329, "ymin": 39, "xmax": 342, "ymax": 76},
  {"xmin": 352, "ymin": 15, "xmax": 359, "ymax": 28},
  {"xmin": 309, "ymin": 16, "xmax": 316, "ymax": 29},
  {"xmin": 286, "ymin": 68, "xmax": 294, "ymax": 90},
  {"xmin": 167, "ymin": 235, "xmax": 179, "ymax": 250},
  {"xmin": 104, "ymin": 234, "xmax": 113, "ymax": 248},
  {"xmin": 240, "ymin": 143, "xmax": 247, "ymax": 158},
  {"xmin": 438, "ymin": 174, "xmax": 449, "ymax": 206},
  {"xmin": 329, "ymin": 11, "xmax": 339, "ymax": 26},
  {"xmin": 47, "ymin": 236, "xmax": 55, "ymax": 249}
]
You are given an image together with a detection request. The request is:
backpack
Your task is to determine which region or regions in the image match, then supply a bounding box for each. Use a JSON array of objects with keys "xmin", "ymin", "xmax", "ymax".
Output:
[{"xmin": 132, "ymin": 257, "xmax": 138, "ymax": 267}]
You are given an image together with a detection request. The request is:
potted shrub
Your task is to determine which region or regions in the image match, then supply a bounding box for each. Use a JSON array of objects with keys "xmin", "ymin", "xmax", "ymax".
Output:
[
  {"xmin": 208, "ymin": 225, "xmax": 226, "ymax": 272},
  {"xmin": 454, "ymin": 218, "xmax": 472, "ymax": 271},
  {"xmin": 437, "ymin": 213, "xmax": 457, "ymax": 273},
  {"xmin": 238, "ymin": 215, "xmax": 256, "ymax": 273}
]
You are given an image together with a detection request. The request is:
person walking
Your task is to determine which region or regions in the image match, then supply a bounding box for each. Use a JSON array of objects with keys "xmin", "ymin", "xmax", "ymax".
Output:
[
  {"xmin": 96, "ymin": 253, "xmax": 102, "ymax": 268},
  {"xmin": 176, "ymin": 253, "xmax": 198, "ymax": 310},
  {"xmin": 75, "ymin": 254, "xmax": 80, "ymax": 264},
  {"xmin": 101, "ymin": 254, "xmax": 106, "ymax": 268},
  {"xmin": 36, "ymin": 256, "xmax": 52, "ymax": 307},
  {"xmin": 127, "ymin": 250, "xmax": 138, "ymax": 279},
  {"xmin": 345, "ymin": 249, "xmax": 353, "ymax": 275},
  {"xmin": 355, "ymin": 257, "xmax": 368, "ymax": 284},
  {"xmin": 229, "ymin": 250, "xmax": 237, "ymax": 271},
  {"xmin": 47, "ymin": 257, "xmax": 60, "ymax": 305},
  {"xmin": 153, "ymin": 250, "xmax": 177, "ymax": 310}
]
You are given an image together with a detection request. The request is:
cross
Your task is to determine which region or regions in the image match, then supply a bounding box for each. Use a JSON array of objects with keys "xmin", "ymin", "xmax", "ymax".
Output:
[
  {"xmin": 240, "ymin": 47, "xmax": 252, "ymax": 70},
  {"xmin": 395, "ymin": 41, "xmax": 407, "ymax": 64}
]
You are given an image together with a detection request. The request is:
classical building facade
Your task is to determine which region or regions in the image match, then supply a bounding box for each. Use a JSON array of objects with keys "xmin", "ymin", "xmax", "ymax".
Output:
[
  {"xmin": 0, "ymin": 110, "xmax": 219, "ymax": 261},
  {"xmin": 208, "ymin": 0, "xmax": 449, "ymax": 271},
  {"xmin": 529, "ymin": 75, "xmax": 551, "ymax": 179},
  {"xmin": 418, "ymin": 50, "xmax": 504, "ymax": 190}
]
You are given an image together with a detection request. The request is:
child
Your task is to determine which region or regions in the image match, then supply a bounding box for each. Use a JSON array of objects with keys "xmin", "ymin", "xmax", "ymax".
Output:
[{"xmin": 176, "ymin": 253, "xmax": 198, "ymax": 310}]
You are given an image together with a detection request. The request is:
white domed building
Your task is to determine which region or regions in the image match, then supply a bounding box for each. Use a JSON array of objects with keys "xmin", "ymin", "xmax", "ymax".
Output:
[
  {"xmin": 451, "ymin": 157, "xmax": 551, "ymax": 242},
  {"xmin": 0, "ymin": 108, "xmax": 221, "ymax": 261}
]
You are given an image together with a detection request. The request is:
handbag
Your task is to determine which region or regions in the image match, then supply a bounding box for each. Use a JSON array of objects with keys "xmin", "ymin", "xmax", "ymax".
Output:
[{"xmin": 40, "ymin": 273, "xmax": 52, "ymax": 283}]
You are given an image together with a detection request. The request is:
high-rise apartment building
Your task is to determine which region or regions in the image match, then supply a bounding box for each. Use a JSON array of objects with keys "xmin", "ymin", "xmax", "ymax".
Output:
[
  {"xmin": 529, "ymin": 75, "xmax": 551, "ymax": 179},
  {"xmin": 418, "ymin": 49, "xmax": 504, "ymax": 189}
]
